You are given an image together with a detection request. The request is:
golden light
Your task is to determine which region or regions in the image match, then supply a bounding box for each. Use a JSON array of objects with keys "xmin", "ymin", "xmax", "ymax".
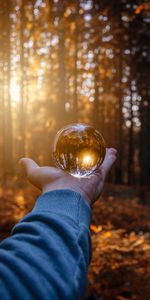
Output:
[
  {"xmin": 77, "ymin": 148, "xmax": 99, "ymax": 170},
  {"xmin": 10, "ymin": 79, "xmax": 20, "ymax": 103},
  {"xmin": 82, "ymin": 154, "xmax": 93, "ymax": 166}
]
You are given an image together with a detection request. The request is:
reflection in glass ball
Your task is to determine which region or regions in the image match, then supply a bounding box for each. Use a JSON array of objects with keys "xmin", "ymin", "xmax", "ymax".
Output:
[{"xmin": 52, "ymin": 123, "xmax": 106, "ymax": 177}]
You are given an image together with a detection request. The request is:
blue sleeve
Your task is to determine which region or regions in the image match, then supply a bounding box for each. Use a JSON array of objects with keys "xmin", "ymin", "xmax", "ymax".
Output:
[{"xmin": 0, "ymin": 189, "xmax": 92, "ymax": 300}]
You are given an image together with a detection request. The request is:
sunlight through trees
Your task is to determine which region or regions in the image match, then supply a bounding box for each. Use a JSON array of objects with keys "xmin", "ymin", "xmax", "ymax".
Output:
[{"xmin": 0, "ymin": 0, "xmax": 149, "ymax": 185}]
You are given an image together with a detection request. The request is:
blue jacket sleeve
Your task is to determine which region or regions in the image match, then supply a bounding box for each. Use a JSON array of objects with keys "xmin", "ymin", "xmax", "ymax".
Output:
[{"xmin": 0, "ymin": 189, "xmax": 92, "ymax": 300}]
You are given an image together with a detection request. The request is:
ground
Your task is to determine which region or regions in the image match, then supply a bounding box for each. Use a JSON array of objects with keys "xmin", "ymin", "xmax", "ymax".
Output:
[{"xmin": 86, "ymin": 184, "xmax": 150, "ymax": 300}]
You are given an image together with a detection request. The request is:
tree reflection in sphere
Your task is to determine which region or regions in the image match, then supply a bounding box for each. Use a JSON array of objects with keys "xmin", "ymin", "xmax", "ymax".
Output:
[{"xmin": 52, "ymin": 123, "xmax": 106, "ymax": 177}]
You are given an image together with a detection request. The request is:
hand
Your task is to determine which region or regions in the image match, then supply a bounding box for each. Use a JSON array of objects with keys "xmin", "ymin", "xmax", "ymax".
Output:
[{"xmin": 19, "ymin": 148, "xmax": 117, "ymax": 206}]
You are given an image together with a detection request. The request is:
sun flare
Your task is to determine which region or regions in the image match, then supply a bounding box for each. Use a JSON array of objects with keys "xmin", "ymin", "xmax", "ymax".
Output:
[{"xmin": 82, "ymin": 154, "xmax": 93, "ymax": 166}]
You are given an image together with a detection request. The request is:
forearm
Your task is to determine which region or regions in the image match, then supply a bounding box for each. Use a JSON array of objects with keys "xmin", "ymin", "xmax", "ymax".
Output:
[{"xmin": 0, "ymin": 189, "xmax": 92, "ymax": 300}]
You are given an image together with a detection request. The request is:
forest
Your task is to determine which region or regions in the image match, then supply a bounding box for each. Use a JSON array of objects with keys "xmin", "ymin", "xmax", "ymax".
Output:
[
  {"xmin": 0, "ymin": 0, "xmax": 150, "ymax": 185},
  {"xmin": 0, "ymin": 0, "xmax": 150, "ymax": 299}
]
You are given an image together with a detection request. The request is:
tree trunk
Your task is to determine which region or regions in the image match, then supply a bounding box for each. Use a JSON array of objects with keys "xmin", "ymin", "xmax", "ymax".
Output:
[
  {"xmin": 3, "ymin": 0, "xmax": 13, "ymax": 176},
  {"xmin": 19, "ymin": 0, "xmax": 26, "ymax": 158},
  {"xmin": 56, "ymin": 2, "xmax": 67, "ymax": 128},
  {"xmin": 73, "ymin": 0, "xmax": 80, "ymax": 123}
]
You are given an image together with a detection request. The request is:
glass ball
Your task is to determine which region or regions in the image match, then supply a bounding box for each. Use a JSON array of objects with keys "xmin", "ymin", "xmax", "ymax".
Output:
[{"xmin": 52, "ymin": 123, "xmax": 106, "ymax": 177}]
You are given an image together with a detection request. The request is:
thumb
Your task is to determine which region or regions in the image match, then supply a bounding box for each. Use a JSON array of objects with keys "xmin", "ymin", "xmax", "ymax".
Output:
[
  {"xmin": 19, "ymin": 158, "xmax": 39, "ymax": 177},
  {"xmin": 100, "ymin": 148, "xmax": 117, "ymax": 179}
]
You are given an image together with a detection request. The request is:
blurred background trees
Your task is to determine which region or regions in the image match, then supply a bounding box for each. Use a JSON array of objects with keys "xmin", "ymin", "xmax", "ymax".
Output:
[{"xmin": 0, "ymin": 0, "xmax": 149, "ymax": 185}]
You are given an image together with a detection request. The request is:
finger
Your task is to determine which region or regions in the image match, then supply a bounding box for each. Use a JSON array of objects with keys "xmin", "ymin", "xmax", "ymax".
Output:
[
  {"xmin": 19, "ymin": 158, "xmax": 39, "ymax": 177},
  {"xmin": 100, "ymin": 148, "xmax": 117, "ymax": 178}
]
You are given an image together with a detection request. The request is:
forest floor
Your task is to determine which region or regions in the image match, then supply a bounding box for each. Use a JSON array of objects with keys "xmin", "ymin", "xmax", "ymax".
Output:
[
  {"xmin": 0, "ymin": 180, "xmax": 150, "ymax": 300},
  {"xmin": 86, "ymin": 184, "xmax": 150, "ymax": 300}
]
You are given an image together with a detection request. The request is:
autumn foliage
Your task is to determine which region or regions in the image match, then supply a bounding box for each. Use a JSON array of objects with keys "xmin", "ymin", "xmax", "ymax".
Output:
[{"xmin": 86, "ymin": 185, "xmax": 150, "ymax": 300}]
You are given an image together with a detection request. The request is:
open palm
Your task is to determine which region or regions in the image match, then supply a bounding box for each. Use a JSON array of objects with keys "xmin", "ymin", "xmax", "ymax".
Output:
[{"xmin": 20, "ymin": 148, "xmax": 117, "ymax": 206}]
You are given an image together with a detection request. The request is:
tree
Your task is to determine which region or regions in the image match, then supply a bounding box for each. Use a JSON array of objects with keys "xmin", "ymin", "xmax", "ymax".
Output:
[{"xmin": 2, "ymin": 0, "xmax": 13, "ymax": 176}]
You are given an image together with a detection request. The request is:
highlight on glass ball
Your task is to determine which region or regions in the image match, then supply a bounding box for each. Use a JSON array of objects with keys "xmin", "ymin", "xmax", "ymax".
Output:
[{"xmin": 52, "ymin": 123, "xmax": 106, "ymax": 177}]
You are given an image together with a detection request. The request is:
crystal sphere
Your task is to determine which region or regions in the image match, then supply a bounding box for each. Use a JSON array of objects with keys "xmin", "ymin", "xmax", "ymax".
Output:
[{"xmin": 52, "ymin": 123, "xmax": 106, "ymax": 177}]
